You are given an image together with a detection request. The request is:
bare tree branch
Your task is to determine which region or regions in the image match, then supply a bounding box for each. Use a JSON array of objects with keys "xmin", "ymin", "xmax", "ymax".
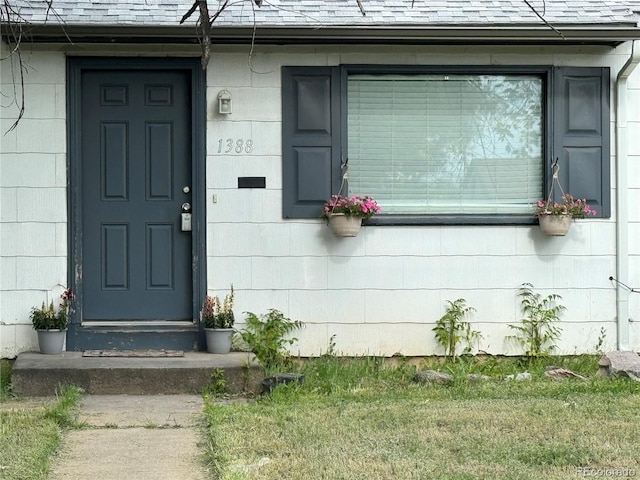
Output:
[
  {"xmin": 522, "ymin": 0, "xmax": 565, "ymax": 39},
  {"xmin": 1, "ymin": 0, "xmax": 70, "ymax": 132}
]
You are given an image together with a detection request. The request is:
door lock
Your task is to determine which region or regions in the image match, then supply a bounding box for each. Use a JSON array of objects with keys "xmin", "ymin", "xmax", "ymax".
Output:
[{"xmin": 181, "ymin": 202, "xmax": 192, "ymax": 232}]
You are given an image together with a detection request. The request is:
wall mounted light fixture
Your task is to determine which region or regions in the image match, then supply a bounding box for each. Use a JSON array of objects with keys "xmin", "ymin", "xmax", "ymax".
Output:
[{"xmin": 217, "ymin": 90, "xmax": 232, "ymax": 114}]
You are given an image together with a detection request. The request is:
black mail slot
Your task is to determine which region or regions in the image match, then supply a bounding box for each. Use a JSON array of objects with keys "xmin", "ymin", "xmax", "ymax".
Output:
[{"xmin": 238, "ymin": 177, "xmax": 266, "ymax": 188}]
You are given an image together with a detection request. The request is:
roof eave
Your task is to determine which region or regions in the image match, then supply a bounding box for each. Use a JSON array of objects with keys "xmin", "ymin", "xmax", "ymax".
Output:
[{"xmin": 6, "ymin": 24, "xmax": 640, "ymax": 46}]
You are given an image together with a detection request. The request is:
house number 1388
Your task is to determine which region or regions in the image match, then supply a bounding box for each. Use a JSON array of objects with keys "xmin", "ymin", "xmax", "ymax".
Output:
[{"xmin": 217, "ymin": 139, "xmax": 254, "ymax": 154}]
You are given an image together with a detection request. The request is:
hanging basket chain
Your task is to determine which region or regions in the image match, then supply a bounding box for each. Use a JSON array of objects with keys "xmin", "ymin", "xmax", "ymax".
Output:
[
  {"xmin": 544, "ymin": 159, "xmax": 566, "ymax": 214},
  {"xmin": 330, "ymin": 160, "xmax": 349, "ymax": 216}
]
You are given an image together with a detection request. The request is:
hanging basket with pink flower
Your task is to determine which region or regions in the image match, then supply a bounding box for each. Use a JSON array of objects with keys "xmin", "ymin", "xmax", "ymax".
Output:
[
  {"xmin": 535, "ymin": 162, "xmax": 596, "ymax": 236},
  {"xmin": 321, "ymin": 194, "xmax": 381, "ymax": 237}
]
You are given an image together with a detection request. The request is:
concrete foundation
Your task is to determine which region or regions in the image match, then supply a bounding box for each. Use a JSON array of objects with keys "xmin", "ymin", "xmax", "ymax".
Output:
[{"xmin": 11, "ymin": 351, "xmax": 263, "ymax": 396}]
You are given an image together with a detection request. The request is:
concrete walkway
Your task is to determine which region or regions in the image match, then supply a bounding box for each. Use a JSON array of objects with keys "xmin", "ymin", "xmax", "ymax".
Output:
[{"xmin": 49, "ymin": 395, "xmax": 209, "ymax": 480}]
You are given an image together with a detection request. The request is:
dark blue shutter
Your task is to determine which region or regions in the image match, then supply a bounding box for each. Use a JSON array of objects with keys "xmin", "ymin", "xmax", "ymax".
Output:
[
  {"xmin": 553, "ymin": 67, "xmax": 610, "ymax": 218},
  {"xmin": 282, "ymin": 67, "xmax": 341, "ymax": 218}
]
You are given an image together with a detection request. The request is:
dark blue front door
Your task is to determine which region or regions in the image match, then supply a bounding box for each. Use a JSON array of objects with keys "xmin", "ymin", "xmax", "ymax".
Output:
[{"xmin": 81, "ymin": 69, "xmax": 193, "ymax": 322}]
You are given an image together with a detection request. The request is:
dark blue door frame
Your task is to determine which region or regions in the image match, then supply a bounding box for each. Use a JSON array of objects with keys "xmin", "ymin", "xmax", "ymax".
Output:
[{"xmin": 66, "ymin": 57, "xmax": 207, "ymax": 351}]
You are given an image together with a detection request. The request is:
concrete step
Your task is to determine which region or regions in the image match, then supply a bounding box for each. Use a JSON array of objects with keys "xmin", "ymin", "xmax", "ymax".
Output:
[{"xmin": 11, "ymin": 351, "xmax": 263, "ymax": 396}]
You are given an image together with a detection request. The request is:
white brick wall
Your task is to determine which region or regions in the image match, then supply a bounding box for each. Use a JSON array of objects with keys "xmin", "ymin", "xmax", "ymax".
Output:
[{"xmin": 1, "ymin": 43, "xmax": 639, "ymax": 357}]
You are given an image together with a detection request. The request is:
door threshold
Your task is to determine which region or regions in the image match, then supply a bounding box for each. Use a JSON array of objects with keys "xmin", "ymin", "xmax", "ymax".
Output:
[{"xmin": 82, "ymin": 321, "xmax": 196, "ymax": 327}]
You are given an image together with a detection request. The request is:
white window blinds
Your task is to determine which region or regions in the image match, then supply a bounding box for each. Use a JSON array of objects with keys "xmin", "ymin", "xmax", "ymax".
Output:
[{"xmin": 347, "ymin": 74, "xmax": 543, "ymax": 214}]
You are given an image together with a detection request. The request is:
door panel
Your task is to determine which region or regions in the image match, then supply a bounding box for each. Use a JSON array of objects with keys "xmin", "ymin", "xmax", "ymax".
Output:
[{"xmin": 81, "ymin": 70, "xmax": 193, "ymax": 321}]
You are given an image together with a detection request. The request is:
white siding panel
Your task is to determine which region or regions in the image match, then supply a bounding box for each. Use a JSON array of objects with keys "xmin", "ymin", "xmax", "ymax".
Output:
[
  {"xmin": 1, "ymin": 223, "xmax": 57, "ymax": 256},
  {"xmin": 363, "ymin": 289, "xmax": 440, "ymax": 324},
  {"xmin": 628, "ymin": 157, "xmax": 640, "ymax": 188},
  {"xmin": 0, "ymin": 326, "xmax": 17, "ymax": 358},
  {"xmin": 16, "ymin": 188, "xmax": 66, "ymax": 222},
  {"xmin": 15, "ymin": 119, "xmax": 66, "ymax": 153},
  {"xmin": 476, "ymin": 256, "xmax": 551, "ymax": 289},
  {"xmin": 0, "ymin": 257, "xmax": 17, "ymax": 290},
  {"xmin": 629, "ymin": 122, "xmax": 640, "ymax": 156},
  {"xmin": 629, "ymin": 320, "xmax": 640, "ymax": 351},
  {"xmin": 291, "ymin": 322, "xmax": 330, "ymax": 357},
  {"xmin": 589, "ymin": 288, "xmax": 617, "ymax": 320},
  {"xmin": 207, "ymin": 155, "xmax": 281, "ymax": 191},
  {"xmin": 207, "ymin": 54, "xmax": 253, "ymax": 90},
  {"xmin": 0, "ymin": 153, "xmax": 57, "ymax": 187},
  {"xmin": 232, "ymin": 87, "xmax": 281, "ymax": 121},
  {"xmin": 304, "ymin": 322, "xmax": 436, "ymax": 356},
  {"xmin": 403, "ymin": 256, "xmax": 445, "ymax": 289},
  {"xmin": 208, "ymin": 256, "xmax": 253, "ymax": 290},
  {"xmin": 250, "ymin": 121, "xmax": 281, "ymax": 156},
  {"xmin": 232, "ymin": 289, "xmax": 290, "ymax": 319},
  {"xmin": 589, "ymin": 222, "xmax": 616, "ymax": 255},
  {"xmin": 0, "ymin": 188, "xmax": 17, "ymax": 222},
  {"xmin": 252, "ymin": 257, "xmax": 328, "ymax": 290},
  {"xmin": 552, "ymin": 257, "xmax": 615, "ymax": 289},
  {"xmin": 0, "ymin": 119, "xmax": 17, "ymax": 152},
  {"xmin": 16, "ymin": 257, "xmax": 67, "ymax": 290},
  {"xmin": 289, "ymin": 289, "xmax": 366, "ymax": 324},
  {"xmin": 364, "ymin": 226, "xmax": 442, "ymax": 256},
  {"xmin": 629, "ymin": 222, "xmax": 640, "ymax": 255},
  {"xmin": 514, "ymin": 225, "xmax": 591, "ymax": 255},
  {"xmin": 211, "ymin": 223, "xmax": 291, "ymax": 257},
  {"xmin": 55, "ymin": 223, "xmax": 67, "ymax": 257},
  {"xmin": 209, "ymin": 189, "xmax": 281, "ymax": 223},
  {"xmin": 1, "ymin": 290, "xmax": 48, "ymax": 325},
  {"xmin": 433, "ymin": 256, "xmax": 480, "ymax": 290},
  {"xmin": 18, "ymin": 51, "xmax": 66, "ymax": 84},
  {"xmin": 441, "ymin": 227, "xmax": 518, "ymax": 256},
  {"xmin": 21, "ymin": 84, "xmax": 59, "ymax": 119},
  {"xmin": 629, "ymin": 189, "xmax": 640, "ymax": 222},
  {"xmin": 555, "ymin": 322, "xmax": 618, "ymax": 355},
  {"xmin": 206, "ymin": 120, "xmax": 254, "ymax": 157},
  {"xmin": 318, "ymin": 230, "xmax": 371, "ymax": 256},
  {"xmin": 328, "ymin": 256, "xmax": 404, "ymax": 290}
]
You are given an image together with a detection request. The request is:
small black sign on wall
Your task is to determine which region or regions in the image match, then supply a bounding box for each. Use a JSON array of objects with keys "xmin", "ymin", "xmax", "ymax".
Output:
[{"xmin": 238, "ymin": 177, "xmax": 266, "ymax": 188}]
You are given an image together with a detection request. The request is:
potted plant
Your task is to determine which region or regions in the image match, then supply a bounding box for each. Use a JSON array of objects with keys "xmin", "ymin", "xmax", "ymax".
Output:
[
  {"xmin": 321, "ymin": 194, "xmax": 381, "ymax": 237},
  {"xmin": 202, "ymin": 285, "xmax": 235, "ymax": 354},
  {"xmin": 534, "ymin": 194, "xmax": 597, "ymax": 236},
  {"xmin": 31, "ymin": 288, "xmax": 72, "ymax": 354}
]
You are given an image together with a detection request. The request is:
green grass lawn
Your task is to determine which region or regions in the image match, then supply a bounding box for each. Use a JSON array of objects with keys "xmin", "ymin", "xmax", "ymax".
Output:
[
  {"xmin": 202, "ymin": 356, "xmax": 640, "ymax": 480},
  {"xmin": 0, "ymin": 359, "xmax": 82, "ymax": 480}
]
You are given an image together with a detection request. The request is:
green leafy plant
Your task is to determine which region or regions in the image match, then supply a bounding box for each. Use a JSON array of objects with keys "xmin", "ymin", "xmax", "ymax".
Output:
[
  {"xmin": 202, "ymin": 369, "xmax": 227, "ymax": 397},
  {"xmin": 508, "ymin": 283, "xmax": 565, "ymax": 358},
  {"xmin": 595, "ymin": 326, "xmax": 607, "ymax": 355},
  {"xmin": 202, "ymin": 285, "xmax": 235, "ymax": 329},
  {"xmin": 432, "ymin": 299, "xmax": 481, "ymax": 361},
  {"xmin": 30, "ymin": 288, "xmax": 73, "ymax": 331},
  {"xmin": 234, "ymin": 309, "xmax": 303, "ymax": 373}
]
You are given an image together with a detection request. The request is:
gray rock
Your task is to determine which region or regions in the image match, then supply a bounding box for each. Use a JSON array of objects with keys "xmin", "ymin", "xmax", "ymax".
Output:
[
  {"xmin": 413, "ymin": 370, "xmax": 453, "ymax": 386},
  {"xmin": 504, "ymin": 372, "xmax": 532, "ymax": 381},
  {"xmin": 544, "ymin": 366, "xmax": 587, "ymax": 381},
  {"xmin": 598, "ymin": 351, "xmax": 640, "ymax": 381}
]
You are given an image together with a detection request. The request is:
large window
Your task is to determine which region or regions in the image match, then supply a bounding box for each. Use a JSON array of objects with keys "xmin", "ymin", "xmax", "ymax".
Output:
[
  {"xmin": 347, "ymin": 74, "xmax": 543, "ymax": 215},
  {"xmin": 282, "ymin": 66, "xmax": 609, "ymax": 223}
]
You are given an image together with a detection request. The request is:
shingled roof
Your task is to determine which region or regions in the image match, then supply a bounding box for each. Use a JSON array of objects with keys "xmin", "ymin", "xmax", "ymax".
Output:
[{"xmin": 6, "ymin": 0, "xmax": 640, "ymax": 44}]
